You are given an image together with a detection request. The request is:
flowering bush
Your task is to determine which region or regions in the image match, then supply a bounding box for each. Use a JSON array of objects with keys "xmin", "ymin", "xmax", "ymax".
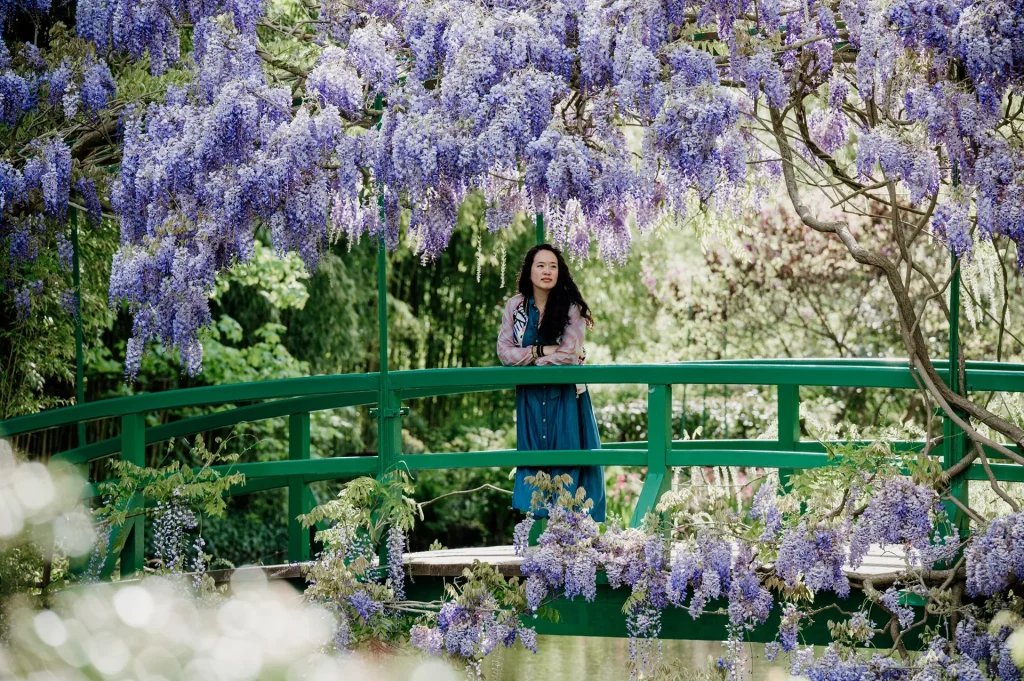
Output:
[
  {"xmin": 10, "ymin": 434, "xmax": 1024, "ymax": 679},
  {"xmin": 299, "ymin": 471, "xmax": 539, "ymax": 672},
  {"xmin": 496, "ymin": 442, "xmax": 1024, "ymax": 680}
]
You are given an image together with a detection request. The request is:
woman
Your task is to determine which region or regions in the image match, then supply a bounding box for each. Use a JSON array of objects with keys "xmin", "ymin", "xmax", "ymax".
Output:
[{"xmin": 496, "ymin": 244, "xmax": 606, "ymax": 522}]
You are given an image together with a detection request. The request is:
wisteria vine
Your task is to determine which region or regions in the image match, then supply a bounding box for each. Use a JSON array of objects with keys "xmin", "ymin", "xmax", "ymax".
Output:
[
  {"xmin": 4, "ymin": 0, "xmax": 1023, "ymax": 378},
  {"xmin": 288, "ymin": 456, "xmax": 1024, "ymax": 679}
]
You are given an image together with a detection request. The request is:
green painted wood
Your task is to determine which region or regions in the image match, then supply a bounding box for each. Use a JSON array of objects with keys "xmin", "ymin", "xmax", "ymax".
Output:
[
  {"xmin": 603, "ymin": 441, "xmax": 649, "ymax": 450},
  {"xmin": 224, "ymin": 468, "xmax": 376, "ymax": 496},
  {"xmin": 536, "ymin": 212, "xmax": 544, "ymax": 244},
  {"xmin": 631, "ymin": 385, "xmax": 672, "ymax": 528},
  {"xmin": 228, "ymin": 476, "xmax": 306, "ymax": 498},
  {"xmin": 777, "ymin": 384, "xmax": 800, "ymax": 492},
  {"xmin": 52, "ymin": 392, "xmax": 378, "ymax": 466},
  {"xmin": 79, "ymin": 458, "xmax": 381, "ymax": 500},
  {"xmin": 398, "ymin": 449, "xmax": 647, "ymax": 471},
  {"xmin": 288, "ymin": 413, "xmax": 313, "ymax": 563},
  {"xmin": 374, "ymin": 206, "xmax": 399, "ymax": 571},
  {"xmin": 969, "ymin": 462, "xmax": 1024, "ymax": 483},
  {"xmin": 937, "ymin": 366, "xmax": 1024, "ymax": 392},
  {"xmin": 76, "ymin": 450, "xmax": 1022, "ymax": 499},
  {"xmin": 676, "ymin": 438, "xmax": 779, "ymax": 451},
  {"xmin": 403, "ymin": 577, "xmax": 927, "ymax": 649},
  {"xmin": 794, "ymin": 440, "xmax": 929, "ymax": 453},
  {"xmin": 388, "ymin": 363, "xmax": 926, "ymax": 391},
  {"xmin": 54, "ymin": 439, "xmax": 120, "ymax": 466},
  {"xmin": 667, "ymin": 449, "xmax": 830, "ymax": 469},
  {"xmin": 399, "ymin": 385, "xmax": 513, "ymax": 401},
  {"xmin": 978, "ymin": 443, "xmax": 1024, "ymax": 460},
  {"xmin": 7, "ymin": 360, "xmax": 1024, "ymax": 439},
  {"xmin": 207, "ymin": 456, "xmax": 378, "ymax": 479},
  {"xmin": 377, "ymin": 391, "xmax": 402, "ymax": 476},
  {"xmin": 0, "ymin": 376, "xmax": 379, "ymax": 437},
  {"xmin": 120, "ymin": 413, "xmax": 146, "ymax": 577},
  {"xmin": 944, "ymin": 254, "xmax": 971, "ymax": 539}
]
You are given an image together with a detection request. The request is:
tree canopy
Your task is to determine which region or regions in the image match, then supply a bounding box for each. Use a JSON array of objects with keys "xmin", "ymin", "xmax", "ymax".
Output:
[{"xmin": 1, "ymin": 0, "xmax": 1021, "ymax": 381}]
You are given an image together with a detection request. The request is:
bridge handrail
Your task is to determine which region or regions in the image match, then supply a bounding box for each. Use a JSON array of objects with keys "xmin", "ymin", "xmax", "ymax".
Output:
[
  {"xmin": 2, "ymin": 358, "xmax": 1021, "ymax": 438},
  {"xmin": 4, "ymin": 357, "xmax": 1022, "ymax": 577}
]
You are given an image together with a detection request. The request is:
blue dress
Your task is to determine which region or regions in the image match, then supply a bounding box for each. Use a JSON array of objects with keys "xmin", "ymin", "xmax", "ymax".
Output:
[{"xmin": 510, "ymin": 298, "xmax": 607, "ymax": 522}]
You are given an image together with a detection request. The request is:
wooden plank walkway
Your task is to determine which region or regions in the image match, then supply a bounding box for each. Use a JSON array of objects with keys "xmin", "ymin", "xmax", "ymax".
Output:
[{"xmin": 208, "ymin": 544, "xmax": 912, "ymax": 583}]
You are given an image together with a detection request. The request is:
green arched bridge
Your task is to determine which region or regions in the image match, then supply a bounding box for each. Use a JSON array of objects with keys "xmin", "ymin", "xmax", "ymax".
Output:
[{"xmin": 3, "ymin": 359, "xmax": 1022, "ymax": 647}]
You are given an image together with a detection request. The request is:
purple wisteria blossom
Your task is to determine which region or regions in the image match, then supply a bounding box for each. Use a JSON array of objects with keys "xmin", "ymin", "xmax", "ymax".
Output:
[
  {"xmin": 386, "ymin": 525, "xmax": 406, "ymax": 601},
  {"xmin": 30, "ymin": 0, "xmax": 1021, "ymax": 377},
  {"xmin": 848, "ymin": 477, "xmax": 945, "ymax": 569},
  {"xmin": 880, "ymin": 587, "xmax": 915, "ymax": 629},
  {"xmin": 153, "ymin": 498, "xmax": 199, "ymax": 572},
  {"xmin": 80, "ymin": 59, "xmax": 116, "ymax": 114},
  {"xmin": 777, "ymin": 522, "xmax": 850, "ymax": 596},
  {"xmin": 521, "ymin": 503, "xmax": 600, "ymax": 605},
  {"xmin": 965, "ymin": 511, "xmax": 1024, "ymax": 597},
  {"xmin": 667, "ymin": 532, "xmax": 733, "ymax": 618},
  {"xmin": 750, "ymin": 476, "xmax": 782, "ymax": 541}
]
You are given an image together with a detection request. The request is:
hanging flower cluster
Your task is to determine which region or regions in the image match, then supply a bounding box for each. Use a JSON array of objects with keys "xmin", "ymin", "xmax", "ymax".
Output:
[
  {"xmin": 3, "ymin": 0, "xmax": 1024, "ymax": 375},
  {"xmin": 0, "ymin": 36, "xmax": 116, "ymax": 320},
  {"xmin": 500, "ymin": 458, "xmax": 988, "ymax": 676}
]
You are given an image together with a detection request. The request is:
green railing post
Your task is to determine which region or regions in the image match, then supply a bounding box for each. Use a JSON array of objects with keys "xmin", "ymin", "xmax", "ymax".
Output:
[
  {"xmin": 374, "ymin": 216, "xmax": 403, "ymax": 476},
  {"xmin": 120, "ymin": 412, "xmax": 145, "ymax": 577},
  {"xmin": 372, "ymin": 93, "xmax": 402, "ymax": 479},
  {"xmin": 722, "ymin": 323, "xmax": 729, "ymax": 435},
  {"xmin": 943, "ymin": 251, "xmax": 970, "ymax": 538},
  {"xmin": 288, "ymin": 412, "xmax": 313, "ymax": 562},
  {"xmin": 777, "ymin": 384, "xmax": 800, "ymax": 492},
  {"xmin": 374, "ymin": 189, "xmax": 404, "ymax": 570},
  {"xmin": 536, "ymin": 212, "xmax": 545, "ymax": 244},
  {"xmin": 680, "ymin": 384, "xmax": 687, "ymax": 436},
  {"xmin": 631, "ymin": 384, "xmax": 672, "ymax": 528},
  {"xmin": 71, "ymin": 209, "xmax": 86, "ymax": 448}
]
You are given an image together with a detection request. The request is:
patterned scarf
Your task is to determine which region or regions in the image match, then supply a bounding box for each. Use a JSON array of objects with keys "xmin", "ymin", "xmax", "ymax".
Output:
[{"xmin": 511, "ymin": 298, "xmax": 588, "ymax": 373}]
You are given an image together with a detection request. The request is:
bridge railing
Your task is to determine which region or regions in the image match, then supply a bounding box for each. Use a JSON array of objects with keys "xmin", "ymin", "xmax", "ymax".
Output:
[{"xmin": 2, "ymin": 358, "xmax": 1023, "ymax": 575}]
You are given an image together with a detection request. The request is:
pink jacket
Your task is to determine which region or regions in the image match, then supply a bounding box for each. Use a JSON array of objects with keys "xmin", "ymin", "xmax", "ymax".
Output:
[{"xmin": 496, "ymin": 293, "xmax": 588, "ymax": 391}]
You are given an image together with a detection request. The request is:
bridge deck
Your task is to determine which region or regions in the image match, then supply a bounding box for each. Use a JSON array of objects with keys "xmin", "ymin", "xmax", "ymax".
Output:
[
  {"xmin": 208, "ymin": 544, "xmax": 910, "ymax": 583},
  {"xmin": 204, "ymin": 544, "xmax": 923, "ymax": 647}
]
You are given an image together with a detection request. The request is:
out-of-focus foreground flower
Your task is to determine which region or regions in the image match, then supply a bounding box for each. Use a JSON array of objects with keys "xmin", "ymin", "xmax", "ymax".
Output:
[
  {"xmin": 0, "ymin": 443, "xmax": 95, "ymax": 557},
  {"xmin": 0, "ymin": 567, "xmax": 462, "ymax": 681}
]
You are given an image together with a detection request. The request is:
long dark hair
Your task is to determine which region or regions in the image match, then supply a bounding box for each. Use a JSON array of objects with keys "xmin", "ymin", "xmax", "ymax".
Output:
[{"xmin": 516, "ymin": 244, "xmax": 593, "ymax": 342}]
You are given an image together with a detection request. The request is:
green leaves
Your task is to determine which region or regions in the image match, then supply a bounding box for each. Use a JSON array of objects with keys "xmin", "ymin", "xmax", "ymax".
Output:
[
  {"xmin": 300, "ymin": 471, "xmax": 419, "ymax": 547},
  {"xmin": 96, "ymin": 435, "xmax": 244, "ymax": 526},
  {"xmin": 212, "ymin": 241, "xmax": 310, "ymax": 311}
]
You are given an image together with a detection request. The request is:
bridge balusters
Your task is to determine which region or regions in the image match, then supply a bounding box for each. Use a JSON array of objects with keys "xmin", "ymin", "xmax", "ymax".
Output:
[
  {"xmin": 630, "ymin": 384, "xmax": 673, "ymax": 528},
  {"xmin": 777, "ymin": 384, "xmax": 800, "ymax": 492},
  {"xmin": 288, "ymin": 412, "xmax": 313, "ymax": 562}
]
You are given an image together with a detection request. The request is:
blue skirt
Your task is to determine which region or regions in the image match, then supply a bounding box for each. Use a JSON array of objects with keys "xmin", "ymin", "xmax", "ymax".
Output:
[{"xmin": 511, "ymin": 384, "xmax": 606, "ymax": 522}]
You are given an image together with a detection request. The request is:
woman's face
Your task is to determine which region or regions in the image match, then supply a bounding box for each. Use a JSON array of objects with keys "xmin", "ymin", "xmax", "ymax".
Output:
[{"xmin": 530, "ymin": 250, "xmax": 559, "ymax": 293}]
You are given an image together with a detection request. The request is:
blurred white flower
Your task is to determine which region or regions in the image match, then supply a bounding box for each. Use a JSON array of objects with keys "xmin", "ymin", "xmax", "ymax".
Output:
[
  {"xmin": 1008, "ymin": 627, "xmax": 1024, "ymax": 670},
  {"xmin": 1, "ymin": 576, "xmax": 351, "ymax": 681},
  {"xmin": 0, "ymin": 443, "xmax": 91, "ymax": 555}
]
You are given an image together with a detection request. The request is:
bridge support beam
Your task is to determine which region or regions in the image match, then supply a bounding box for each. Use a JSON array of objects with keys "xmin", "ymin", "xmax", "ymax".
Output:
[
  {"xmin": 630, "ymin": 384, "xmax": 672, "ymax": 528},
  {"xmin": 288, "ymin": 412, "xmax": 313, "ymax": 562}
]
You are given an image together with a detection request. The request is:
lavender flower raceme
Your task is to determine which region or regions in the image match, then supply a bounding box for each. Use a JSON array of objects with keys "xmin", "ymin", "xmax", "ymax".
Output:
[{"xmin": 386, "ymin": 525, "xmax": 406, "ymax": 601}]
